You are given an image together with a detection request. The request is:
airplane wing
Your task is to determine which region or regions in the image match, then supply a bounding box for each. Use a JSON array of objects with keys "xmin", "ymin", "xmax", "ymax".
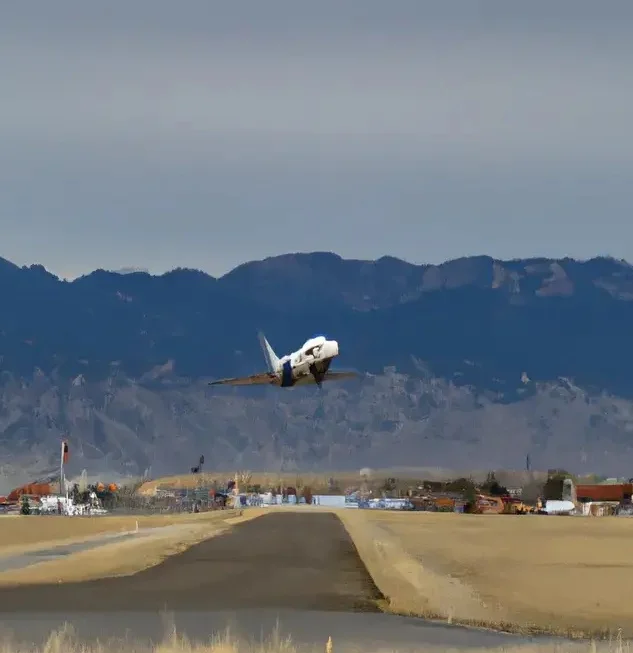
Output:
[{"xmin": 208, "ymin": 371, "xmax": 277, "ymax": 386}]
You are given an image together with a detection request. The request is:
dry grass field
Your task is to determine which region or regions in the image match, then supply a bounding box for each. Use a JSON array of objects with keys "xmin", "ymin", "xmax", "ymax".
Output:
[
  {"xmin": 0, "ymin": 509, "xmax": 266, "ymax": 586},
  {"xmin": 0, "ymin": 510, "xmax": 246, "ymax": 557},
  {"xmin": 0, "ymin": 624, "xmax": 624, "ymax": 653},
  {"xmin": 0, "ymin": 629, "xmax": 631, "ymax": 653},
  {"xmin": 136, "ymin": 468, "xmax": 549, "ymax": 497},
  {"xmin": 136, "ymin": 471, "xmax": 381, "ymax": 495},
  {"xmin": 137, "ymin": 472, "xmax": 334, "ymax": 495},
  {"xmin": 337, "ymin": 509, "xmax": 633, "ymax": 638}
]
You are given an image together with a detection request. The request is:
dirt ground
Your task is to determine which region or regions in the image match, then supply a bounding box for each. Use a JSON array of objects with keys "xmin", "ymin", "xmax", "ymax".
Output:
[
  {"xmin": 0, "ymin": 512, "xmax": 383, "ymax": 613},
  {"xmin": 339, "ymin": 509, "xmax": 633, "ymax": 637}
]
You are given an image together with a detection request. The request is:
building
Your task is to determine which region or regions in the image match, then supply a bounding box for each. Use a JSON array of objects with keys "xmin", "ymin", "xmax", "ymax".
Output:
[
  {"xmin": 7, "ymin": 481, "xmax": 52, "ymax": 503},
  {"xmin": 575, "ymin": 483, "xmax": 632, "ymax": 503},
  {"xmin": 574, "ymin": 483, "xmax": 632, "ymax": 516}
]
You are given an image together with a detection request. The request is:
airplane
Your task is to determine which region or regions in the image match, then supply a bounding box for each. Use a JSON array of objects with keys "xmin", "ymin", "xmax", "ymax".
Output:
[{"xmin": 208, "ymin": 332, "xmax": 358, "ymax": 389}]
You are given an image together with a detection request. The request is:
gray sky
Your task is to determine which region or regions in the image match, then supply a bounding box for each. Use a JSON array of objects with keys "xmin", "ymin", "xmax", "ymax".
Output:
[{"xmin": 1, "ymin": 1, "xmax": 632, "ymax": 279}]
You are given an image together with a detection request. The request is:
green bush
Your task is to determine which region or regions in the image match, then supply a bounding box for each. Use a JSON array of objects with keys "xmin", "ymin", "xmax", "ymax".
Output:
[{"xmin": 20, "ymin": 495, "xmax": 30, "ymax": 515}]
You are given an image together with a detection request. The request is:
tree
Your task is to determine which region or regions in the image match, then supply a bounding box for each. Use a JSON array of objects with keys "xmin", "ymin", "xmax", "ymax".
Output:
[
  {"xmin": 445, "ymin": 477, "xmax": 477, "ymax": 495},
  {"xmin": 71, "ymin": 483, "xmax": 81, "ymax": 504},
  {"xmin": 521, "ymin": 479, "xmax": 544, "ymax": 504},
  {"xmin": 481, "ymin": 471, "xmax": 507, "ymax": 496},
  {"xmin": 359, "ymin": 468, "xmax": 372, "ymax": 498},
  {"xmin": 235, "ymin": 470, "xmax": 252, "ymax": 493},
  {"xmin": 463, "ymin": 484, "xmax": 477, "ymax": 505},
  {"xmin": 421, "ymin": 480, "xmax": 443, "ymax": 492},
  {"xmin": 547, "ymin": 468, "xmax": 572, "ymax": 479},
  {"xmin": 327, "ymin": 477, "xmax": 341, "ymax": 493},
  {"xmin": 543, "ymin": 472, "xmax": 569, "ymax": 501},
  {"xmin": 381, "ymin": 477, "xmax": 397, "ymax": 493},
  {"xmin": 20, "ymin": 495, "xmax": 30, "ymax": 515},
  {"xmin": 541, "ymin": 469, "xmax": 575, "ymax": 501},
  {"xmin": 444, "ymin": 477, "xmax": 478, "ymax": 504}
]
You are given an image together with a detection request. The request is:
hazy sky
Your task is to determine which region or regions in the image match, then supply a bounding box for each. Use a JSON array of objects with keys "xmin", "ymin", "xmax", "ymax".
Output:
[{"xmin": 1, "ymin": 1, "xmax": 632, "ymax": 279}]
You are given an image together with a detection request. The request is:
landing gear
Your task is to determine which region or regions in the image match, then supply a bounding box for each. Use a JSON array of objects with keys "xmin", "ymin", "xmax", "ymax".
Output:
[{"xmin": 310, "ymin": 364, "xmax": 325, "ymax": 388}]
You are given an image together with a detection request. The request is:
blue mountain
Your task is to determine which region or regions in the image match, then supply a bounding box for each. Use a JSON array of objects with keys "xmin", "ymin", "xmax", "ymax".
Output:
[{"xmin": 1, "ymin": 252, "xmax": 632, "ymax": 482}]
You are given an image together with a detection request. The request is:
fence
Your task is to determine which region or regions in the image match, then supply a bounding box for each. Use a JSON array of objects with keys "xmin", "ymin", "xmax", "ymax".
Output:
[{"xmin": 94, "ymin": 485, "xmax": 230, "ymax": 515}]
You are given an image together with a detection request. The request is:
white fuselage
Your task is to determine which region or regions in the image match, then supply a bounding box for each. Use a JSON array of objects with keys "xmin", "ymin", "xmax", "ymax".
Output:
[{"xmin": 275, "ymin": 336, "xmax": 339, "ymax": 386}]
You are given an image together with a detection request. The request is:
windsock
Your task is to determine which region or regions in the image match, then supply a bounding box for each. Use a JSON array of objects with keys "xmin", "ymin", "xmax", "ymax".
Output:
[{"xmin": 61, "ymin": 440, "xmax": 69, "ymax": 464}]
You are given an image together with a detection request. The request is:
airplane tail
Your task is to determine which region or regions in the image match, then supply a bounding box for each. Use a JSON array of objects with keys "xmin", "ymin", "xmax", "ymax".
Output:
[{"xmin": 258, "ymin": 331, "xmax": 280, "ymax": 373}]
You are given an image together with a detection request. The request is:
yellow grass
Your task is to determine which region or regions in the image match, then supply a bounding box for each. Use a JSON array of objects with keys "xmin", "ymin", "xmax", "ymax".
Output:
[
  {"xmin": 0, "ymin": 509, "xmax": 266, "ymax": 586},
  {"xmin": 136, "ymin": 466, "xmax": 541, "ymax": 496},
  {"xmin": 0, "ymin": 621, "xmax": 624, "ymax": 653},
  {"xmin": 337, "ymin": 509, "xmax": 633, "ymax": 638},
  {"xmin": 136, "ymin": 472, "xmax": 352, "ymax": 496},
  {"xmin": 0, "ymin": 511, "xmax": 247, "ymax": 557}
]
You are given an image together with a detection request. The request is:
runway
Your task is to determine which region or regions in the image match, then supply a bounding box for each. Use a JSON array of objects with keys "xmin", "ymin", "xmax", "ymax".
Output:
[
  {"xmin": 0, "ymin": 512, "xmax": 560, "ymax": 650},
  {"xmin": 0, "ymin": 512, "xmax": 381, "ymax": 612}
]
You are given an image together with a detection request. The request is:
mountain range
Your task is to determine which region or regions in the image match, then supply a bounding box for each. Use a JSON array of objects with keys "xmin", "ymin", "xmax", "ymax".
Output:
[{"xmin": 2, "ymin": 251, "xmax": 633, "ymax": 489}]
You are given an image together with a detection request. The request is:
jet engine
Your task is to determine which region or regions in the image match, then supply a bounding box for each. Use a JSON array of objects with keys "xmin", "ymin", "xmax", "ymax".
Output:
[{"xmin": 319, "ymin": 340, "xmax": 339, "ymax": 360}]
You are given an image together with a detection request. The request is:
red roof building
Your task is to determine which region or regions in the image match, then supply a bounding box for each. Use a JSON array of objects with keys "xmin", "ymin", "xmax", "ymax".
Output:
[
  {"xmin": 575, "ymin": 483, "xmax": 632, "ymax": 503},
  {"xmin": 7, "ymin": 482, "xmax": 52, "ymax": 502}
]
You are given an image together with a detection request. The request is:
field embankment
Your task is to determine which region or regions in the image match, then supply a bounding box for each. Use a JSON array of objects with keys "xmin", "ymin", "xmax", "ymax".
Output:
[{"xmin": 338, "ymin": 509, "xmax": 633, "ymax": 638}]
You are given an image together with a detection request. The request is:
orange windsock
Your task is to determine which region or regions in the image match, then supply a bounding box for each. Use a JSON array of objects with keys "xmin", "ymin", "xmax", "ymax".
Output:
[{"xmin": 61, "ymin": 440, "xmax": 69, "ymax": 464}]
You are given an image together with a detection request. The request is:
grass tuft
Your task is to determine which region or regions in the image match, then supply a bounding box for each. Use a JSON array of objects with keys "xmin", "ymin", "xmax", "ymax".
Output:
[{"xmin": 0, "ymin": 624, "xmax": 630, "ymax": 653}]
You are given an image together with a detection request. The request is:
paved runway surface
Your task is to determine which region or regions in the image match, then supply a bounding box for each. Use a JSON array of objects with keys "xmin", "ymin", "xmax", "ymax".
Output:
[
  {"xmin": 0, "ymin": 512, "xmax": 561, "ymax": 650},
  {"xmin": 0, "ymin": 512, "xmax": 383, "ymax": 613}
]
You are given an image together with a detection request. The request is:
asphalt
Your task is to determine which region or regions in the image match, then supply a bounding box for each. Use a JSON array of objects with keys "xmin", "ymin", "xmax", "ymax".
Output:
[{"xmin": 0, "ymin": 511, "xmax": 383, "ymax": 613}]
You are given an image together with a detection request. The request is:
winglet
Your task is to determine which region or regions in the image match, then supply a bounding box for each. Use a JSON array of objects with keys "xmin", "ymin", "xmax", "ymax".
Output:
[{"xmin": 257, "ymin": 331, "xmax": 280, "ymax": 373}]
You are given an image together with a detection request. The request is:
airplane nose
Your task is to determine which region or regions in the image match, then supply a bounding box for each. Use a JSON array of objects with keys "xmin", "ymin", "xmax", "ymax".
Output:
[{"xmin": 328, "ymin": 340, "xmax": 339, "ymax": 357}]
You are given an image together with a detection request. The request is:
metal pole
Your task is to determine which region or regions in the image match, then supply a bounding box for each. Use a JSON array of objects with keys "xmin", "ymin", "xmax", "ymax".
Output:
[{"xmin": 60, "ymin": 440, "xmax": 64, "ymax": 497}]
